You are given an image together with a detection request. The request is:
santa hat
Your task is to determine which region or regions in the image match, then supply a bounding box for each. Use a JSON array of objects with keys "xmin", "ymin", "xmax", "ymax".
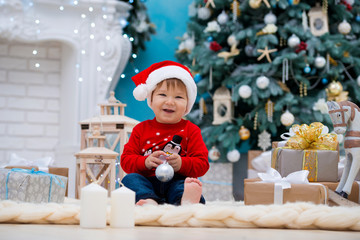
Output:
[{"xmin": 131, "ymin": 60, "xmax": 197, "ymax": 116}]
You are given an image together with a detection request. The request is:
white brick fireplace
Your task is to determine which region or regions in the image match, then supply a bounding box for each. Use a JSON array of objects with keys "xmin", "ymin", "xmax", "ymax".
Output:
[{"xmin": 0, "ymin": 0, "xmax": 132, "ymax": 197}]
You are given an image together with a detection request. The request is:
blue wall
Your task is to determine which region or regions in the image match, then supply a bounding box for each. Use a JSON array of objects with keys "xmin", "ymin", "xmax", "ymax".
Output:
[{"xmin": 115, "ymin": 0, "xmax": 193, "ymax": 121}]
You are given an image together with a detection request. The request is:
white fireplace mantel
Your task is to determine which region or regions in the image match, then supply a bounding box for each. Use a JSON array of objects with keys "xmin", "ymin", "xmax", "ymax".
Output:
[{"xmin": 0, "ymin": 0, "xmax": 132, "ymax": 197}]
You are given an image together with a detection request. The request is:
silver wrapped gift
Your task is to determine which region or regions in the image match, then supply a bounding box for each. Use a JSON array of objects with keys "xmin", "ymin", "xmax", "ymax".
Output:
[{"xmin": 0, "ymin": 168, "xmax": 67, "ymax": 203}]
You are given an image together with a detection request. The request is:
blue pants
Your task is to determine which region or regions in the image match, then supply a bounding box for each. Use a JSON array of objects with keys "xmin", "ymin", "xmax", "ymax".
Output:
[{"xmin": 122, "ymin": 173, "xmax": 206, "ymax": 205}]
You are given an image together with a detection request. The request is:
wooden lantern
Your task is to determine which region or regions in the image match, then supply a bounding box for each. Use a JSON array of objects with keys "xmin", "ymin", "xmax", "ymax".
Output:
[
  {"xmin": 212, "ymin": 86, "xmax": 233, "ymax": 125},
  {"xmin": 75, "ymin": 128, "xmax": 118, "ymax": 197},
  {"xmin": 308, "ymin": 3, "xmax": 329, "ymax": 37},
  {"xmin": 79, "ymin": 91, "xmax": 139, "ymax": 193}
]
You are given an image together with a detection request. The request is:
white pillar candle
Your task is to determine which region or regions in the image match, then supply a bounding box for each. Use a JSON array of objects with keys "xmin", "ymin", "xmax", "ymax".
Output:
[
  {"xmin": 80, "ymin": 183, "xmax": 108, "ymax": 228},
  {"xmin": 110, "ymin": 186, "xmax": 135, "ymax": 228}
]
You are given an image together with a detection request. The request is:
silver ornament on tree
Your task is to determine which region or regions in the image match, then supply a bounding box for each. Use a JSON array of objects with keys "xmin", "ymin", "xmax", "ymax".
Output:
[
  {"xmin": 217, "ymin": 10, "xmax": 229, "ymax": 25},
  {"xmin": 338, "ymin": 20, "xmax": 351, "ymax": 35},
  {"xmin": 227, "ymin": 149, "xmax": 240, "ymax": 163},
  {"xmin": 357, "ymin": 76, "xmax": 360, "ymax": 87},
  {"xmin": 197, "ymin": 7, "xmax": 211, "ymax": 20},
  {"xmin": 238, "ymin": 85, "xmax": 252, "ymax": 99},
  {"xmin": 314, "ymin": 55, "xmax": 326, "ymax": 69},
  {"xmin": 264, "ymin": 11, "xmax": 277, "ymax": 24},
  {"xmin": 245, "ymin": 44, "xmax": 255, "ymax": 57},
  {"xmin": 280, "ymin": 110, "xmax": 295, "ymax": 127},
  {"xmin": 287, "ymin": 34, "xmax": 300, "ymax": 48},
  {"xmin": 256, "ymin": 76, "xmax": 270, "ymax": 89},
  {"xmin": 155, "ymin": 156, "xmax": 174, "ymax": 182},
  {"xmin": 208, "ymin": 146, "xmax": 220, "ymax": 161},
  {"xmin": 258, "ymin": 130, "xmax": 271, "ymax": 152},
  {"xmin": 227, "ymin": 34, "xmax": 238, "ymax": 46}
]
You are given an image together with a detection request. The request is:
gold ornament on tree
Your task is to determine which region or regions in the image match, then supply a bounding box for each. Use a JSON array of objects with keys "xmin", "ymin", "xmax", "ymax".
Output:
[
  {"xmin": 217, "ymin": 44, "xmax": 240, "ymax": 62},
  {"xmin": 231, "ymin": 0, "xmax": 240, "ymax": 22},
  {"xmin": 239, "ymin": 126, "xmax": 250, "ymax": 140},
  {"xmin": 326, "ymin": 81, "xmax": 348, "ymax": 101},
  {"xmin": 265, "ymin": 99, "xmax": 274, "ymax": 123},
  {"xmin": 253, "ymin": 112, "xmax": 258, "ymax": 130}
]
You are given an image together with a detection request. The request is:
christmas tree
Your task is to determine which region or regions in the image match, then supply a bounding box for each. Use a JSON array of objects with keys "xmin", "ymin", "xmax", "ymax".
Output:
[{"xmin": 175, "ymin": 0, "xmax": 360, "ymax": 162}]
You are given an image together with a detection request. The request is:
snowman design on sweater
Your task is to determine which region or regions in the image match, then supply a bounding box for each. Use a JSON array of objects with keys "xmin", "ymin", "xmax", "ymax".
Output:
[{"xmin": 144, "ymin": 135, "xmax": 183, "ymax": 158}]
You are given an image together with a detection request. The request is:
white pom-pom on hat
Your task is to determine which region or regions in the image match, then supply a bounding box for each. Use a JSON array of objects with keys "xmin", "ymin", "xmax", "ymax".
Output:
[{"xmin": 133, "ymin": 84, "xmax": 148, "ymax": 101}]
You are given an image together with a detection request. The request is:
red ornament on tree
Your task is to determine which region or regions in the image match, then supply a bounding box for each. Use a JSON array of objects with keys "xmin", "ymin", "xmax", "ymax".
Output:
[
  {"xmin": 341, "ymin": 0, "xmax": 352, "ymax": 11},
  {"xmin": 295, "ymin": 41, "xmax": 307, "ymax": 53},
  {"xmin": 210, "ymin": 41, "xmax": 222, "ymax": 52}
]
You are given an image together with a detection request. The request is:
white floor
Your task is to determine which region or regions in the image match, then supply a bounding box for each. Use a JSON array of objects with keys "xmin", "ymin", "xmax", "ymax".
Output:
[{"xmin": 0, "ymin": 224, "xmax": 359, "ymax": 240}]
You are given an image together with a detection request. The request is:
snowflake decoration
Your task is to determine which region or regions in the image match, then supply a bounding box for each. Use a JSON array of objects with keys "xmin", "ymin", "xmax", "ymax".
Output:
[{"xmin": 258, "ymin": 130, "xmax": 271, "ymax": 151}]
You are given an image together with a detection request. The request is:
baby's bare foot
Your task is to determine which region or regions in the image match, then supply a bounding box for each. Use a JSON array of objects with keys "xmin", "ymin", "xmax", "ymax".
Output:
[
  {"xmin": 136, "ymin": 199, "xmax": 158, "ymax": 206},
  {"xmin": 181, "ymin": 177, "xmax": 202, "ymax": 205}
]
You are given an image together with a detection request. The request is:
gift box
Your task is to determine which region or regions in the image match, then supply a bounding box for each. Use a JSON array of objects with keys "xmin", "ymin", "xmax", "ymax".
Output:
[
  {"xmin": 271, "ymin": 148, "xmax": 339, "ymax": 182},
  {"xmin": 0, "ymin": 168, "xmax": 67, "ymax": 203},
  {"xmin": 244, "ymin": 178, "xmax": 328, "ymax": 205},
  {"xmin": 272, "ymin": 123, "xmax": 339, "ymax": 182},
  {"xmin": 5, "ymin": 166, "xmax": 69, "ymax": 196}
]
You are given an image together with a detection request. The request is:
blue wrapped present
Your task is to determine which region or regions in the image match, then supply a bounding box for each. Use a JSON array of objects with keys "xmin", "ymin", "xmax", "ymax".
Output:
[{"xmin": 0, "ymin": 168, "xmax": 67, "ymax": 203}]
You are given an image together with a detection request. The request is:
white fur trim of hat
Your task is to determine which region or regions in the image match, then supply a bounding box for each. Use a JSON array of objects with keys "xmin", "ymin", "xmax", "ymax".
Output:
[{"xmin": 132, "ymin": 60, "xmax": 197, "ymax": 116}]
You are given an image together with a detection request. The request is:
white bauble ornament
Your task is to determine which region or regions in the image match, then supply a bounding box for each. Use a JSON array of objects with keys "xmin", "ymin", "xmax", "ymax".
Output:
[
  {"xmin": 256, "ymin": 76, "xmax": 270, "ymax": 89},
  {"xmin": 287, "ymin": 34, "xmax": 300, "ymax": 48},
  {"xmin": 238, "ymin": 85, "xmax": 252, "ymax": 99},
  {"xmin": 227, "ymin": 149, "xmax": 240, "ymax": 163},
  {"xmin": 338, "ymin": 20, "xmax": 351, "ymax": 35},
  {"xmin": 314, "ymin": 56, "xmax": 326, "ymax": 69},
  {"xmin": 217, "ymin": 10, "xmax": 229, "ymax": 25},
  {"xmin": 184, "ymin": 38, "xmax": 195, "ymax": 51},
  {"xmin": 155, "ymin": 163, "xmax": 174, "ymax": 182},
  {"xmin": 357, "ymin": 76, "xmax": 360, "ymax": 87},
  {"xmin": 280, "ymin": 110, "xmax": 295, "ymax": 127},
  {"xmin": 197, "ymin": 7, "xmax": 211, "ymax": 20},
  {"xmin": 227, "ymin": 34, "xmax": 238, "ymax": 46},
  {"xmin": 208, "ymin": 146, "xmax": 220, "ymax": 161},
  {"xmin": 264, "ymin": 12, "xmax": 277, "ymax": 25}
]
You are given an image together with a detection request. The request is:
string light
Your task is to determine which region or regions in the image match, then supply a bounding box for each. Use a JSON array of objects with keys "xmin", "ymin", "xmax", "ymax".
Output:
[
  {"xmin": 73, "ymin": 1, "xmax": 78, "ymax": 5},
  {"xmin": 107, "ymin": 77, "xmax": 112, "ymax": 82},
  {"xmin": 59, "ymin": 5, "xmax": 64, "ymax": 11},
  {"xmin": 74, "ymin": 29, "xmax": 78, "ymax": 34},
  {"xmin": 100, "ymin": 51, "xmax": 105, "ymax": 57},
  {"xmin": 78, "ymin": 77, "xmax": 83, "ymax": 82},
  {"xmin": 81, "ymin": 50, "xmax": 86, "ymax": 54},
  {"xmin": 91, "ymin": 22, "xmax": 96, "ymax": 28},
  {"xmin": 132, "ymin": 53, "xmax": 137, "ymax": 59},
  {"xmin": 120, "ymin": 74, "xmax": 125, "ymax": 78},
  {"xmin": 105, "ymin": 35, "xmax": 111, "ymax": 40},
  {"xmin": 35, "ymin": 63, "xmax": 40, "ymax": 68},
  {"xmin": 32, "ymin": 50, "xmax": 38, "ymax": 55},
  {"xmin": 88, "ymin": 7, "xmax": 94, "ymax": 12},
  {"xmin": 81, "ymin": 14, "xmax": 86, "ymax": 19},
  {"xmin": 97, "ymin": 66, "xmax": 102, "ymax": 72},
  {"xmin": 129, "ymin": 37, "xmax": 134, "ymax": 42},
  {"xmin": 134, "ymin": 68, "xmax": 139, "ymax": 73},
  {"xmin": 103, "ymin": 15, "xmax": 108, "ymax": 20},
  {"xmin": 90, "ymin": 34, "xmax": 94, "ymax": 39},
  {"xmin": 35, "ymin": 19, "xmax": 40, "ymax": 24}
]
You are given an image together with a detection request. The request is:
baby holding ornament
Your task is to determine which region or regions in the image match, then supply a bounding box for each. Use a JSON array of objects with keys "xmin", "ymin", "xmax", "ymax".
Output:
[{"xmin": 121, "ymin": 61, "xmax": 209, "ymax": 206}]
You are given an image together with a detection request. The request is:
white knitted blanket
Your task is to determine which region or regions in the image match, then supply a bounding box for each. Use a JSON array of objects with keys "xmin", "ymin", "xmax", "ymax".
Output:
[{"xmin": 1, "ymin": 199, "xmax": 360, "ymax": 231}]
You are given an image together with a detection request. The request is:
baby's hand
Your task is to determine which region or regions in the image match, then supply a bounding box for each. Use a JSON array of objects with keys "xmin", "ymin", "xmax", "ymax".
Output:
[
  {"xmin": 145, "ymin": 151, "xmax": 166, "ymax": 170},
  {"xmin": 166, "ymin": 153, "xmax": 182, "ymax": 172}
]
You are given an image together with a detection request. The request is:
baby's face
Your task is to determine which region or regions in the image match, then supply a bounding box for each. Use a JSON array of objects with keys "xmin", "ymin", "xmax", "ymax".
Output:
[{"xmin": 151, "ymin": 80, "xmax": 188, "ymax": 124}]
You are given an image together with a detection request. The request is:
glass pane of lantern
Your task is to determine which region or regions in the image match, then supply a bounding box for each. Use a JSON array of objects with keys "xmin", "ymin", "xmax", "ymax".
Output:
[{"xmin": 217, "ymin": 104, "xmax": 227, "ymax": 117}]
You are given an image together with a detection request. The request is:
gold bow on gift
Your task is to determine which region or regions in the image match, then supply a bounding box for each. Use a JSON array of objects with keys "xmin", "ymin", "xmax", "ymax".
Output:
[{"xmin": 285, "ymin": 122, "xmax": 338, "ymax": 151}]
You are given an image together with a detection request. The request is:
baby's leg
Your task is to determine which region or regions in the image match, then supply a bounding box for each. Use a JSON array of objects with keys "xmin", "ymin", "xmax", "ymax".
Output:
[
  {"xmin": 136, "ymin": 199, "xmax": 158, "ymax": 206},
  {"xmin": 181, "ymin": 177, "xmax": 202, "ymax": 205}
]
